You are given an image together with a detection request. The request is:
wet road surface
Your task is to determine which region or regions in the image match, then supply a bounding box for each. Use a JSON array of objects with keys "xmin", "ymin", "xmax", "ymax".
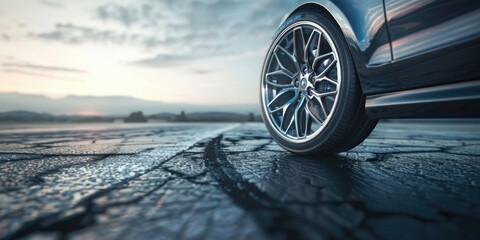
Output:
[{"xmin": 1, "ymin": 122, "xmax": 479, "ymax": 239}]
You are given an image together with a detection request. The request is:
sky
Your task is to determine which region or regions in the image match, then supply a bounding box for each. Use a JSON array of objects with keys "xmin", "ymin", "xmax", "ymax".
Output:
[{"xmin": 0, "ymin": 0, "xmax": 295, "ymax": 114}]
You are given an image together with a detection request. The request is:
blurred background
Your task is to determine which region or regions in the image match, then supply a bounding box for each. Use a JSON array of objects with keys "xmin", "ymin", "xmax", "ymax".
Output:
[{"xmin": 0, "ymin": 0, "xmax": 296, "ymax": 124}]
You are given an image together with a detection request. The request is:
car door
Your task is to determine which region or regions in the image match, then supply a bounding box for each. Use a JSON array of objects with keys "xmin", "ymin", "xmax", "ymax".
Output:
[{"xmin": 384, "ymin": 0, "xmax": 480, "ymax": 90}]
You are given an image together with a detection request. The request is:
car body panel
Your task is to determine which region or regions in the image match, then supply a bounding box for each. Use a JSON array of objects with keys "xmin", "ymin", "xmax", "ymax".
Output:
[{"xmin": 385, "ymin": 0, "xmax": 480, "ymax": 90}]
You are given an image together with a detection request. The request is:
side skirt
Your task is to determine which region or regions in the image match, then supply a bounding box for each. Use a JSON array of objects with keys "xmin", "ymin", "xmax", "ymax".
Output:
[{"xmin": 365, "ymin": 80, "xmax": 480, "ymax": 119}]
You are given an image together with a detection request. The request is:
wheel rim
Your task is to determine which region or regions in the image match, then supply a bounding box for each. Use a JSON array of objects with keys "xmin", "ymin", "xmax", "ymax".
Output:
[{"xmin": 261, "ymin": 21, "xmax": 341, "ymax": 143}]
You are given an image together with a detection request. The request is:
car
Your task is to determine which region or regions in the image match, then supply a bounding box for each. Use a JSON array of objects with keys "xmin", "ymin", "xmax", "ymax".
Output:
[{"xmin": 259, "ymin": 0, "xmax": 480, "ymax": 155}]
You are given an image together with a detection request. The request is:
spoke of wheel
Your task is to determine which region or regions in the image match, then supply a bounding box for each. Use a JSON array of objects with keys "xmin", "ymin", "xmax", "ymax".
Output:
[
  {"xmin": 303, "ymin": 104, "xmax": 311, "ymax": 137},
  {"xmin": 309, "ymin": 93, "xmax": 330, "ymax": 120},
  {"xmin": 282, "ymin": 101, "xmax": 297, "ymax": 133},
  {"xmin": 293, "ymin": 27, "xmax": 306, "ymax": 63},
  {"xmin": 310, "ymin": 89, "xmax": 337, "ymax": 98},
  {"xmin": 284, "ymin": 35, "xmax": 294, "ymax": 50},
  {"xmin": 269, "ymin": 94, "xmax": 296, "ymax": 114},
  {"xmin": 312, "ymin": 52, "xmax": 334, "ymax": 70},
  {"xmin": 277, "ymin": 46, "xmax": 296, "ymax": 64},
  {"xmin": 273, "ymin": 51, "xmax": 295, "ymax": 78},
  {"xmin": 265, "ymin": 79, "xmax": 293, "ymax": 88},
  {"xmin": 294, "ymin": 96, "xmax": 306, "ymax": 137},
  {"xmin": 304, "ymin": 30, "xmax": 318, "ymax": 64},
  {"xmin": 317, "ymin": 58, "xmax": 337, "ymax": 78},
  {"xmin": 276, "ymin": 46, "xmax": 300, "ymax": 73},
  {"xmin": 317, "ymin": 98, "xmax": 328, "ymax": 119},
  {"xmin": 267, "ymin": 69, "xmax": 294, "ymax": 79},
  {"xmin": 315, "ymin": 32, "xmax": 322, "ymax": 58},
  {"xmin": 314, "ymin": 76, "xmax": 338, "ymax": 85},
  {"xmin": 305, "ymin": 101, "xmax": 322, "ymax": 124},
  {"xmin": 267, "ymin": 87, "xmax": 296, "ymax": 108}
]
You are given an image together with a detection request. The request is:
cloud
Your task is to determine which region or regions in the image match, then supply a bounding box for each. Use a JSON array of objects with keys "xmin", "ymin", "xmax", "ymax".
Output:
[
  {"xmin": 96, "ymin": 3, "xmax": 139, "ymax": 27},
  {"xmin": 130, "ymin": 51, "xmax": 232, "ymax": 67},
  {"xmin": 130, "ymin": 48, "xmax": 254, "ymax": 68},
  {"xmin": 1, "ymin": 33, "xmax": 10, "ymax": 41},
  {"xmin": 32, "ymin": 23, "xmax": 138, "ymax": 45},
  {"xmin": 3, "ymin": 62, "xmax": 88, "ymax": 73},
  {"xmin": 31, "ymin": 0, "xmax": 295, "ymax": 67},
  {"xmin": 2, "ymin": 69, "xmax": 81, "ymax": 81},
  {"xmin": 130, "ymin": 53, "xmax": 193, "ymax": 67},
  {"xmin": 32, "ymin": 23, "xmax": 186, "ymax": 49},
  {"xmin": 130, "ymin": 45, "xmax": 236, "ymax": 67},
  {"xmin": 40, "ymin": 0, "xmax": 64, "ymax": 8},
  {"xmin": 191, "ymin": 69, "xmax": 215, "ymax": 75}
]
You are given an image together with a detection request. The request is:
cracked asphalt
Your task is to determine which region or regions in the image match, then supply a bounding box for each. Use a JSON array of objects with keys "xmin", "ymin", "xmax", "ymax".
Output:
[{"xmin": 1, "ymin": 121, "xmax": 479, "ymax": 240}]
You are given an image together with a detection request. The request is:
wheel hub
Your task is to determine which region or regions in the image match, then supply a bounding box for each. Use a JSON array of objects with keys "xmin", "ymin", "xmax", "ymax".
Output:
[
  {"xmin": 299, "ymin": 78, "xmax": 308, "ymax": 90},
  {"xmin": 299, "ymin": 71, "xmax": 313, "ymax": 93}
]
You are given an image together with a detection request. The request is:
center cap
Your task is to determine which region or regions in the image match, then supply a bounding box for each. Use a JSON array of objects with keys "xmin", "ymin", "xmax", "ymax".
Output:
[{"xmin": 300, "ymin": 78, "xmax": 308, "ymax": 89}]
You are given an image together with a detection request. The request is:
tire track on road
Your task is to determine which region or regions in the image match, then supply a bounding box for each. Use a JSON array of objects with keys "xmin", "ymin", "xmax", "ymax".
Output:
[{"xmin": 204, "ymin": 135, "xmax": 339, "ymax": 240}]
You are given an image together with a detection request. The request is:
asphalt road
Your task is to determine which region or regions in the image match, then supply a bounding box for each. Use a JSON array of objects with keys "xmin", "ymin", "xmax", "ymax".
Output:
[{"xmin": 1, "ymin": 121, "xmax": 479, "ymax": 240}]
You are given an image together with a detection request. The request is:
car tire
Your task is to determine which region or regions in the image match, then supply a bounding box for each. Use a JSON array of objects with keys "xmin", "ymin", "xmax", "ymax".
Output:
[{"xmin": 259, "ymin": 11, "xmax": 377, "ymax": 155}]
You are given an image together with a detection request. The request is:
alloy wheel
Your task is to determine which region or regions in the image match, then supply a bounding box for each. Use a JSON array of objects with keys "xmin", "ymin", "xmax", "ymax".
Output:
[{"xmin": 261, "ymin": 21, "xmax": 341, "ymax": 143}]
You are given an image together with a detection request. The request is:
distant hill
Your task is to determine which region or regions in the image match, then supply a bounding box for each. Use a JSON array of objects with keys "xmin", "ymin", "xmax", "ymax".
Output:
[
  {"xmin": 0, "ymin": 111, "xmax": 54, "ymax": 122},
  {"xmin": 0, "ymin": 110, "xmax": 115, "ymax": 123},
  {"xmin": 0, "ymin": 110, "xmax": 53, "ymax": 118},
  {"xmin": 0, "ymin": 92, "xmax": 259, "ymax": 115}
]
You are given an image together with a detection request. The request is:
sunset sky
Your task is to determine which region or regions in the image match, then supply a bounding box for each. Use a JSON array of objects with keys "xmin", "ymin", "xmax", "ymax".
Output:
[{"xmin": 0, "ymin": 0, "xmax": 294, "ymax": 110}]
